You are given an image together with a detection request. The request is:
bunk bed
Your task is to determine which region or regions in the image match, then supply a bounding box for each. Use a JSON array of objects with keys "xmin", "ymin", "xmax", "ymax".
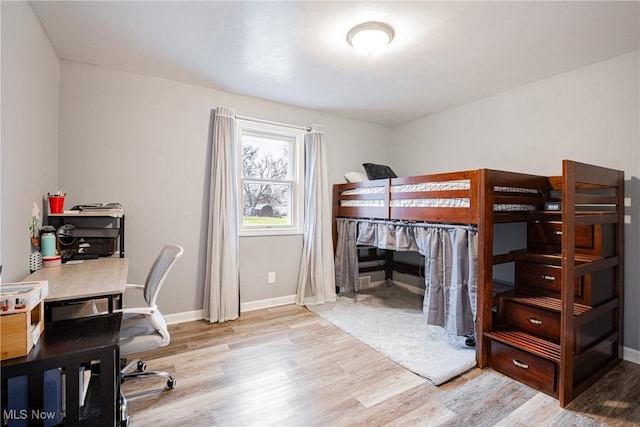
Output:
[{"xmin": 331, "ymin": 161, "xmax": 624, "ymax": 407}]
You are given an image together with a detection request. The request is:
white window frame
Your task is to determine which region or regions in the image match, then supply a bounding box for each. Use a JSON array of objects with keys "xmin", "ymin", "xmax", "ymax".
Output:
[{"xmin": 237, "ymin": 119, "xmax": 304, "ymax": 237}]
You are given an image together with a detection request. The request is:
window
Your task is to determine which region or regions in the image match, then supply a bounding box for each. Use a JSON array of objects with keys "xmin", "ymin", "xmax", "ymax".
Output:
[{"xmin": 237, "ymin": 119, "xmax": 304, "ymax": 236}]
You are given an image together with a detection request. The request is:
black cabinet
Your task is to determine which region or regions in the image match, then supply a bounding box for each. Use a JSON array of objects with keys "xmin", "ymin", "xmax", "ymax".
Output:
[{"xmin": 1, "ymin": 313, "xmax": 122, "ymax": 426}]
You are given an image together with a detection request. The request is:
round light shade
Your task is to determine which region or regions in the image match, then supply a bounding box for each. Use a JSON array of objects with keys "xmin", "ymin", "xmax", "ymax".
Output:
[{"xmin": 347, "ymin": 22, "xmax": 395, "ymax": 56}]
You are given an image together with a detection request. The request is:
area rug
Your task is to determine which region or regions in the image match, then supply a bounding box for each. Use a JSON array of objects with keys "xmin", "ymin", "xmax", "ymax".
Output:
[{"xmin": 307, "ymin": 283, "xmax": 477, "ymax": 385}]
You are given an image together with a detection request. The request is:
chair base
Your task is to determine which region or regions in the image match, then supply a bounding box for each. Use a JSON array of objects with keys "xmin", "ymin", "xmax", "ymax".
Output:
[
  {"xmin": 123, "ymin": 370, "xmax": 176, "ymax": 388},
  {"xmin": 119, "ymin": 357, "xmax": 176, "ymax": 425},
  {"xmin": 121, "ymin": 357, "xmax": 176, "ymax": 389},
  {"xmin": 119, "ymin": 392, "xmax": 130, "ymax": 427}
]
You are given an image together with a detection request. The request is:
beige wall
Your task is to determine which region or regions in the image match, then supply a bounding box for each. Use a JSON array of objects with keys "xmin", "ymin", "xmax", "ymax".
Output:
[
  {"xmin": 1, "ymin": 1, "xmax": 59, "ymax": 281},
  {"xmin": 391, "ymin": 51, "xmax": 640, "ymax": 351},
  {"xmin": 57, "ymin": 60, "xmax": 391, "ymax": 314}
]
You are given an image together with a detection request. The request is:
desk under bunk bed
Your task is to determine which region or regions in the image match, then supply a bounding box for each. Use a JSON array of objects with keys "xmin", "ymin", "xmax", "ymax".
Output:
[{"xmin": 331, "ymin": 161, "xmax": 624, "ymax": 407}]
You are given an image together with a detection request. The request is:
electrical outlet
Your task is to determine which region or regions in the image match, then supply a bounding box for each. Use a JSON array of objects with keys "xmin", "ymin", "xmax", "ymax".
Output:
[{"xmin": 268, "ymin": 272, "xmax": 276, "ymax": 283}]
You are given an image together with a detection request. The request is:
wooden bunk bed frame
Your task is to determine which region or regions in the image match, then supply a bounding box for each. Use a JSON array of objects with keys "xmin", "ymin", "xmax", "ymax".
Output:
[
  {"xmin": 331, "ymin": 161, "xmax": 624, "ymax": 407},
  {"xmin": 332, "ymin": 168, "xmax": 551, "ymax": 364}
]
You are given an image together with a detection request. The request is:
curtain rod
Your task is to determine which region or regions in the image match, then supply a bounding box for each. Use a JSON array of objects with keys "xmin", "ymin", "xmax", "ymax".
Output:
[
  {"xmin": 236, "ymin": 115, "xmax": 311, "ymax": 132},
  {"xmin": 340, "ymin": 217, "xmax": 478, "ymax": 232}
]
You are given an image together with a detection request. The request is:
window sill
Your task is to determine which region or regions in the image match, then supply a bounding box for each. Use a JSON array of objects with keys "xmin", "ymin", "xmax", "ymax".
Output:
[{"xmin": 239, "ymin": 229, "xmax": 303, "ymax": 238}]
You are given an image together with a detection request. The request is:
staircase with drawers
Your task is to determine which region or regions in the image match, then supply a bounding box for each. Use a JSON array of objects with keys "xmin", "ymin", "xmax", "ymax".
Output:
[{"xmin": 485, "ymin": 160, "xmax": 624, "ymax": 407}]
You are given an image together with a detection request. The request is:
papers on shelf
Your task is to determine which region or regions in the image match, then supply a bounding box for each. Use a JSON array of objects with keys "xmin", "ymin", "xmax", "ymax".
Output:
[{"xmin": 72, "ymin": 203, "xmax": 123, "ymax": 213}]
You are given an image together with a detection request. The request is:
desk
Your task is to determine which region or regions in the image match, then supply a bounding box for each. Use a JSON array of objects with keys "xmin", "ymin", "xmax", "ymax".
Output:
[
  {"xmin": 24, "ymin": 258, "xmax": 129, "ymax": 321},
  {"xmin": 1, "ymin": 313, "xmax": 122, "ymax": 426}
]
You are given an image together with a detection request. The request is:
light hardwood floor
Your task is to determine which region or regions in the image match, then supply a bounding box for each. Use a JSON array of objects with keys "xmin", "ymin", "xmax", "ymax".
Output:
[{"xmin": 122, "ymin": 304, "xmax": 640, "ymax": 426}]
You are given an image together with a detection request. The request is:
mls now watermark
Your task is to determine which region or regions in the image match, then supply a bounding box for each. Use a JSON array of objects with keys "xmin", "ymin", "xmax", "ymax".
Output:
[{"xmin": 3, "ymin": 408, "xmax": 59, "ymax": 421}]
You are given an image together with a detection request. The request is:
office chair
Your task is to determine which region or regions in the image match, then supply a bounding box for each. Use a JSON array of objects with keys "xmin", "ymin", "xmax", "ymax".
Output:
[{"xmin": 118, "ymin": 244, "xmax": 184, "ymax": 426}]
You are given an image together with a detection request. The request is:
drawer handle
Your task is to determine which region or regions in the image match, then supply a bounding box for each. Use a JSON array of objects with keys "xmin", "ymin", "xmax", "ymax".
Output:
[
  {"xmin": 513, "ymin": 359, "xmax": 529, "ymax": 369},
  {"xmin": 527, "ymin": 317, "xmax": 543, "ymax": 325},
  {"xmin": 553, "ymin": 230, "xmax": 563, "ymax": 235},
  {"xmin": 541, "ymin": 274, "xmax": 555, "ymax": 281}
]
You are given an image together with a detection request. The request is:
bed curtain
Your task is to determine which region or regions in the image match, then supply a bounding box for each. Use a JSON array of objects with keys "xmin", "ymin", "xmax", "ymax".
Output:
[
  {"xmin": 334, "ymin": 219, "xmax": 359, "ymax": 291},
  {"xmin": 334, "ymin": 219, "xmax": 477, "ymax": 336},
  {"xmin": 418, "ymin": 227, "xmax": 477, "ymax": 336}
]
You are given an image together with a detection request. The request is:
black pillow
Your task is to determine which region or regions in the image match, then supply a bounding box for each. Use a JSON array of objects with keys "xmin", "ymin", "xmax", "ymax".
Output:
[{"xmin": 362, "ymin": 163, "xmax": 398, "ymax": 180}]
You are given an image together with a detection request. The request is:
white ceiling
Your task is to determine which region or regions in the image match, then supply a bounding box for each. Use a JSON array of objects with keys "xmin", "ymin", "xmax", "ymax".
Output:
[{"xmin": 30, "ymin": 1, "xmax": 639, "ymax": 126}]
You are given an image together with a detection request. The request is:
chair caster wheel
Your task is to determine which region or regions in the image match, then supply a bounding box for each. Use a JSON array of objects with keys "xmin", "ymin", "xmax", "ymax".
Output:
[
  {"xmin": 167, "ymin": 378, "xmax": 176, "ymax": 389},
  {"xmin": 137, "ymin": 361, "xmax": 146, "ymax": 372},
  {"xmin": 119, "ymin": 396, "xmax": 129, "ymax": 426}
]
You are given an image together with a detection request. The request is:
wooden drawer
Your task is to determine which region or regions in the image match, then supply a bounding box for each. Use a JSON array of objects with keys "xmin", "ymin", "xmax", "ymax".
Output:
[
  {"xmin": 528, "ymin": 221, "xmax": 592, "ymax": 248},
  {"xmin": 515, "ymin": 262, "xmax": 581, "ymax": 296},
  {"xmin": 503, "ymin": 300, "xmax": 560, "ymax": 341},
  {"xmin": 490, "ymin": 340, "xmax": 557, "ymax": 396},
  {"xmin": 528, "ymin": 221, "xmax": 614, "ymax": 257}
]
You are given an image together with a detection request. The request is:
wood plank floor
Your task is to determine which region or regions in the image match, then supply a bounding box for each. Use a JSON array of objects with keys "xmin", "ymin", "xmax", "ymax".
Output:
[{"xmin": 122, "ymin": 305, "xmax": 640, "ymax": 426}]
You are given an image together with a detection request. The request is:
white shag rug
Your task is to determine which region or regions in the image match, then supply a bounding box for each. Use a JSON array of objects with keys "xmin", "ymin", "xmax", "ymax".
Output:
[{"xmin": 307, "ymin": 283, "xmax": 477, "ymax": 385}]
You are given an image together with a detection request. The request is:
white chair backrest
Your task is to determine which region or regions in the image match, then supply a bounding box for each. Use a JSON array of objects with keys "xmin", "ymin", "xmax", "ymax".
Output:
[{"xmin": 143, "ymin": 244, "xmax": 184, "ymax": 308}]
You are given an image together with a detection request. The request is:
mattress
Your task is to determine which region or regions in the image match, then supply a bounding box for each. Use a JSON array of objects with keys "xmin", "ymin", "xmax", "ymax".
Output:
[{"xmin": 339, "ymin": 179, "xmax": 538, "ymax": 211}]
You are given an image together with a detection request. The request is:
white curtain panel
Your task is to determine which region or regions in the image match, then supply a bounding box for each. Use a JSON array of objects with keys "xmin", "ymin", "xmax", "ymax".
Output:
[
  {"xmin": 296, "ymin": 124, "xmax": 337, "ymax": 305},
  {"xmin": 203, "ymin": 107, "xmax": 240, "ymax": 323}
]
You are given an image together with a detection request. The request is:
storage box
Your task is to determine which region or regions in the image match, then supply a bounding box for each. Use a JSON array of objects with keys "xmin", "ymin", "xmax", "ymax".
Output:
[
  {"xmin": 1, "ymin": 281, "xmax": 49, "ymax": 314},
  {"xmin": 1, "ymin": 301, "xmax": 45, "ymax": 360},
  {"xmin": 1, "ymin": 281, "xmax": 48, "ymax": 360}
]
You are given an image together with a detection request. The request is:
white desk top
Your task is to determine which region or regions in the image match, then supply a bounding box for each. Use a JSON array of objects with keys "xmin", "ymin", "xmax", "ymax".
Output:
[{"xmin": 24, "ymin": 257, "xmax": 129, "ymax": 302}]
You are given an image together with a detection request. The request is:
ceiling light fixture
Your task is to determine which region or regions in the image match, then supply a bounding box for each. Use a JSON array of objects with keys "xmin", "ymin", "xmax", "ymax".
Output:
[{"xmin": 346, "ymin": 21, "xmax": 395, "ymax": 56}]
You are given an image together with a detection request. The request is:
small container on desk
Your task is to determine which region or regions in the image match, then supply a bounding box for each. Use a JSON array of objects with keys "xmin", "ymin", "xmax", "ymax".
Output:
[
  {"xmin": 40, "ymin": 226, "xmax": 57, "ymax": 257},
  {"xmin": 42, "ymin": 255, "xmax": 62, "ymax": 268},
  {"xmin": 48, "ymin": 195, "xmax": 65, "ymax": 214},
  {"xmin": 0, "ymin": 281, "xmax": 49, "ymax": 360}
]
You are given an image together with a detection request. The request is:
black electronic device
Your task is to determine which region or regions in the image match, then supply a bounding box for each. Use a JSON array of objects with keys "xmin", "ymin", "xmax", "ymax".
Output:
[
  {"xmin": 61, "ymin": 251, "xmax": 75, "ymax": 263},
  {"xmin": 545, "ymin": 201, "xmax": 562, "ymax": 211},
  {"xmin": 73, "ymin": 253, "xmax": 99, "ymax": 260}
]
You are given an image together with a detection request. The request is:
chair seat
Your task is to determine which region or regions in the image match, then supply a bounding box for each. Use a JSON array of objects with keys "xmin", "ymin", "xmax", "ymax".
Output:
[{"xmin": 119, "ymin": 313, "xmax": 166, "ymax": 355}]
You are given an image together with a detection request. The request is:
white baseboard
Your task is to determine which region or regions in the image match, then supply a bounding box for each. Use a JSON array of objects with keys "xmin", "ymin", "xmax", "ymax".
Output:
[
  {"xmin": 623, "ymin": 346, "xmax": 640, "ymax": 365},
  {"xmin": 164, "ymin": 295, "xmax": 298, "ymax": 325},
  {"xmin": 164, "ymin": 309, "xmax": 204, "ymax": 325},
  {"xmin": 391, "ymin": 280, "xmax": 425, "ymax": 296},
  {"xmin": 240, "ymin": 294, "xmax": 296, "ymax": 312}
]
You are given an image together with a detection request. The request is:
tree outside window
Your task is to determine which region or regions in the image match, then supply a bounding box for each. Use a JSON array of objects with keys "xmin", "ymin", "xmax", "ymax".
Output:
[{"xmin": 237, "ymin": 121, "xmax": 304, "ymax": 235}]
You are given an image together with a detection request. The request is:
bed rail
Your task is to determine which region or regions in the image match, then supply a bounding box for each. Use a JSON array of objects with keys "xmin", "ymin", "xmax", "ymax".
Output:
[
  {"xmin": 333, "ymin": 169, "xmax": 548, "ymax": 224},
  {"xmin": 333, "ymin": 178, "xmax": 390, "ymax": 220},
  {"xmin": 389, "ymin": 170, "xmax": 479, "ymax": 223}
]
